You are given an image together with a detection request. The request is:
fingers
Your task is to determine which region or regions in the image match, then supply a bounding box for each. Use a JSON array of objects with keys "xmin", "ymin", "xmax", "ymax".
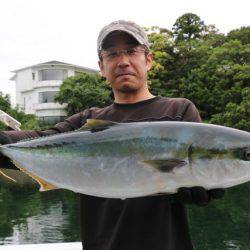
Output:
[
  {"xmin": 176, "ymin": 187, "xmax": 193, "ymax": 204},
  {"xmin": 177, "ymin": 187, "xmax": 225, "ymax": 206},
  {"xmin": 0, "ymin": 133, "xmax": 14, "ymax": 144},
  {"xmin": 190, "ymin": 186, "xmax": 210, "ymax": 206}
]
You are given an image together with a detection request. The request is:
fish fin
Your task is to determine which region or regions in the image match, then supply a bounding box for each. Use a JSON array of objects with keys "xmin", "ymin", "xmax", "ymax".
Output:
[
  {"xmin": 0, "ymin": 169, "xmax": 17, "ymax": 182},
  {"xmin": 141, "ymin": 159, "xmax": 187, "ymax": 172},
  {"xmin": 148, "ymin": 192, "xmax": 171, "ymax": 197},
  {"xmin": 12, "ymin": 160, "xmax": 58, "ymax": 191},
  {"xmin": 79, "ymin": 119, "xmax": 118, "ymax": 132}
]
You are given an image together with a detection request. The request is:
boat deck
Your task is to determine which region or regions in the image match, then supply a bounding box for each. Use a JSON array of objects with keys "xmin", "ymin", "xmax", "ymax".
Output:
[{"xmin": 0, "ymin": 242, "xmax": 82, "ymax": 250}]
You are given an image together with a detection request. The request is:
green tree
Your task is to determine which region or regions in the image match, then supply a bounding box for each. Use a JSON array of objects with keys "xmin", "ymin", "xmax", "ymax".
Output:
[
  {"xmin": 0, "ymin": 92, "xmax": 48, "ymax": 131},
  {"xmin": 227, "ymin": 26, "xmax": 250, "ymax": 45},
  {"xmin": 55, "ymin": 73, "xmax": 112, "ymax": 116},
  {"xmin": 172, "ymin": 13, "xmax": 205, "ymax": 42},
  {"xmin": 0, "ymin": 92, "xmax": 12, "ymax": 130},
  {"xmin": 147, "ymin": 26, "xmax": 175, "ymax": 96},
  {"xmin": 210, "ymin": 87, "xmax": 250, "ymax": 131},
  {"xmin": 147, "ymin": 13, "xmax": 249, "ymax": 131},
  {"xmin": 148, "ymin": 22, "xmax": 218, "ymax": 99},
  {"xmin": 177, "ymin": 39, "xmax": 249, "ymax": 125},
  {"xmin": 0, "ymin": 92, "xmax": 11, "ymax": 112}
]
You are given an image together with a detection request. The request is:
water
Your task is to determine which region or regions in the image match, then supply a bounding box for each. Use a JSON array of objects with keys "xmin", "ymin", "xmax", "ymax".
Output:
[
  {"xmin": 0, "ymin": 187, "xmax": 80, "ymax": 245},
  {"xmin": 0, "ymin": 183, "xmax": 249, "ymax": 249},
  {"xmin": 189, "ymin": 183, "xmax": 250, "ymax": 249}
]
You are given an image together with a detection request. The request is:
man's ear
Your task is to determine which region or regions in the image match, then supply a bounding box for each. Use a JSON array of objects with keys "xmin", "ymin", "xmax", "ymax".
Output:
[
  {"xmin": 146, "ymin": 53, "xmax": 153, "ymax": 71},
  {"xmin": 98, "ymin": 60, "xmax": 105, "ymax": 77}
]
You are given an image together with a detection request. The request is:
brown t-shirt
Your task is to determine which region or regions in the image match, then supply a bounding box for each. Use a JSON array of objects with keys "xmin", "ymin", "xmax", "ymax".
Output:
[{"xmin": 1, "ymin": 96, "xmax": 201, "ymax": 250}]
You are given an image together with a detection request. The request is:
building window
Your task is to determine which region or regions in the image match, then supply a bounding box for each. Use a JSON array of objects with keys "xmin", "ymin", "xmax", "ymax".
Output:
[
  {"xmin": 39, "ymin": 116, "xmax": 65, "ymax": 124},
  {"xmin": 38, "ymin": 69, "xmax": 68, "ymax": 81},
  {"xmin": 32, "ymin": 72, "xmax": 35, "ymax": 80},
  {"xmin": 39, "ymin": 91, "xmax": 59, "ymax": 103}
]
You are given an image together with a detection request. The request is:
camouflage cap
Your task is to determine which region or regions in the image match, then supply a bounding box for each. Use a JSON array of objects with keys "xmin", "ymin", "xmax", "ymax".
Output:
[{"xmin": 97, "ymin": 20, "xmax": 149, "ymax": 53}]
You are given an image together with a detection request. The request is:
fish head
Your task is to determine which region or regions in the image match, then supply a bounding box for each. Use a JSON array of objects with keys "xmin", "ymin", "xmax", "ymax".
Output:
[
  {"xmin": 188, "ymin": 145, "xmax": 250, "ymax": 189},
  {"xmin": 187, "ymin": 124, "xmax": 250, "ymax": 189}
]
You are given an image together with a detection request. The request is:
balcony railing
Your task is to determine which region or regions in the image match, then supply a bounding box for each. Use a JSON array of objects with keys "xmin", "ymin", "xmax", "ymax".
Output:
[
  {"xmin": 34, "ymin": 102, "xmax": 67, "ymax": 111},
  {"xmin": 34, "ymin": 80, "xmax": 62, "ymax": 89}
]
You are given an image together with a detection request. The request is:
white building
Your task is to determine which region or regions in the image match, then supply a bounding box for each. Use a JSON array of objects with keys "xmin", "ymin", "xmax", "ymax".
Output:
[{"xmin": 11, "ymin": 61, "xmax": 98, "ymax": 123}]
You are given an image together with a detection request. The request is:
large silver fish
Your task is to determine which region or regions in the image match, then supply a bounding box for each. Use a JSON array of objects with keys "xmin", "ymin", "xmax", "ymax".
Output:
[{"xmin": 0, "ymin": 119, "xmax": 249, "ymax": 199}]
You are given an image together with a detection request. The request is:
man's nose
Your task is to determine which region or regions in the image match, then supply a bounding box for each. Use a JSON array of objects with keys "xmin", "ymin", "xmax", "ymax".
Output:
[{"xmin": 117, "ymin": 52, "xmax": 130, "ymax": 67}]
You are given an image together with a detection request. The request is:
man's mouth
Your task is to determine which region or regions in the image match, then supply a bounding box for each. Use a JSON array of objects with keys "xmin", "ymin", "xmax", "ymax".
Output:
[{"xmin": 116, "ymin": 72, "xmax": 135, "ymax": 77}]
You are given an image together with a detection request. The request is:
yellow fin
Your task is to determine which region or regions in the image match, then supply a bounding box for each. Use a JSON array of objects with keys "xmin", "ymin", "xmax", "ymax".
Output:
[
  {"xmin": 78, "ymin": 119, "xmax": 118, "ymax": 132},
  {"xmin": 13, "ymin": 160, "xmax": 57, "ymax": 191},
  {"xmin": 0, "ymin": 169, "xmax": 17, "ymax": 182}
]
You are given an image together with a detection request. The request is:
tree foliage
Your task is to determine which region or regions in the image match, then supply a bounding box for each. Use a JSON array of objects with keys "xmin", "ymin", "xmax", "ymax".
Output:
[
  {"xmin": 227, "ymin": 26, "xmax": 250, "ymax": 45},
  {"xmin": 147, "ymin": 13, "xmax": 250, "ymax": 131},
  {"xmin": 55, "ymin": 73, "xmax": 112, "ymax": 116},
  {"xmin": 172, "ymin": 13, "xmax": 205, "ymax": 42},
  {"xmin": 19, "ymin": 12, "xmax": 246, "ymax": 132},
  {"xmin": 0, "ymin": 92, "xmax": 48, "ymax": 131}
]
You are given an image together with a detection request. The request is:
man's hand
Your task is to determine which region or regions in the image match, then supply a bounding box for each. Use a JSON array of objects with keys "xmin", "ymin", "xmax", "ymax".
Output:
[
  {"xmin": 0, "ymin": 132, "xmax": 13, "ymax": 145},
  {"xmin": 0, "ymin": 132, "xmax": 18, "ymax": 170},
  {"xmin": 176, "ymin": 186, "xmax": 225, "ymax": 206}
]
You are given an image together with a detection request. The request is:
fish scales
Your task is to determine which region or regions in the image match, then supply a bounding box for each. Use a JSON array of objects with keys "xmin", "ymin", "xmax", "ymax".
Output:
[{"xmin": 0, "ymin": 120, "xmax": 249, "ymax": 199}]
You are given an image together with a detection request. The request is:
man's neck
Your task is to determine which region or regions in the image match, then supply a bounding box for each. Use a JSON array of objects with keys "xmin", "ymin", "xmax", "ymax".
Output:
[{"xmin": 113, "ymin": 90, "xmax": 155, "ymax": 104}]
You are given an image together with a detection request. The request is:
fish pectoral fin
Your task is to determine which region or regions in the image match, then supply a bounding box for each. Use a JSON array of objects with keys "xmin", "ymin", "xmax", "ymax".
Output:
[
  {"xmin": 12, "ymin": 160, "xmax": 58, "ymax": 191},
  {"xmin": 141, "ymin": 159, "xmax": 187, "ymax": 172},
  {"xmin": 0, "ymin": 169, "xmax": 17, "ymax": 182},
  {"xmin": 78, "ymin": 119, "xmax": 118, "ymax": 132}
]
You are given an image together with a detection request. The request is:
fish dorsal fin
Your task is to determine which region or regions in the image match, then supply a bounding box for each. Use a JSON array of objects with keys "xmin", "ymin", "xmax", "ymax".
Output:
[
  {"xmin": 141, "ymin": 159, "xmax": 187, "ymax": 173},
  {"xmin": 79, "ymin": 119, "xmax": 118, "ymax": 132}
]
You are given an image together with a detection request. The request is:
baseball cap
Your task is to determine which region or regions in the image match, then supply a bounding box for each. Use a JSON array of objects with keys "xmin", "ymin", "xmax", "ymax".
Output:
[{"xmin": 97, "ymin": 20, "xmax": 150, "ymax": 54}]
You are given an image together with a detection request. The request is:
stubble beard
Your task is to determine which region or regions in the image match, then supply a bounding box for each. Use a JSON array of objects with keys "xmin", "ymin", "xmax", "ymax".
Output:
[
  {"xmin": 113, "ymin": 75, "xmax": 146, "ymax": 94},
  {"xmin": 119, "ymin": 85, "xmax": 139, "ymax": 93},
  {"xmin": 114, "ymin": 80, "xmax": 142, "ymax": 94}
]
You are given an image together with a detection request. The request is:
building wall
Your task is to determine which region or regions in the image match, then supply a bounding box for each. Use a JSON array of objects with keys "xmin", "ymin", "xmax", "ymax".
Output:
[
  {"xmin": 16, "ymin": 70, "xmax": 65, "ymax": 116},
  {"xmin": 15, "ymin": 68, "xmax": 33, "ymax": 109},
  {"xmin": 13, "ymin": 62, "xmax": 95, "ymax": 123},
  {"xmin": 21, "ymin": 90, "xmax": 36, "ymax": 114}
]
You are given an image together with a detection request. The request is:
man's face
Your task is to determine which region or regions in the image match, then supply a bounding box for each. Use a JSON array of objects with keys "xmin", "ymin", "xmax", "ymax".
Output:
[{"xmin": 99, "ymin": 32, "xmax": 153, "ymax": 94}]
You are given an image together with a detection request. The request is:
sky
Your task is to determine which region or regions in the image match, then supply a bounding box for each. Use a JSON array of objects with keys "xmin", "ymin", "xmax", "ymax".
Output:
[{"xmin": 0, "ymin": 0, "xmax": 249, "ymax": 105}]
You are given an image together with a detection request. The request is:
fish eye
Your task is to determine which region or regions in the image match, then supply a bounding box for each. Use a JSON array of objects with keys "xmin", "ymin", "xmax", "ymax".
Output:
[
  {"xmin": 244, "ymin": 149, "xmax": 250, "ymax": 161},
  {"xmin": 234, "ymin": 148, "xmax": 250, "ymax": 161}
]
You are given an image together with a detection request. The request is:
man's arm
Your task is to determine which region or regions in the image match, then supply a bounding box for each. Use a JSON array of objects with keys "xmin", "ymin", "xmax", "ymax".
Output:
[
  {"xmin": 0, "ymin": 110, "xmax": 90, "ymax": 170},
  {"xmin": 180, "ymin": 99, "xmax": 202, "ymax": 123}
]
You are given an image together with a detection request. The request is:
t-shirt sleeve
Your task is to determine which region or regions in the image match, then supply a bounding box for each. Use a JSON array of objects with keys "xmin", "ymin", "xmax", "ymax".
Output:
[
  {"xmin": 181, "ymin": 100, "xmax": 202, "ymax": 123},
  {"xmin": 0, "ymin": 109, "xmax": 90, "ymax": 144},
  {"xmin": 54, "ymin": 109, "xmax": 90, "ymax": 133}
]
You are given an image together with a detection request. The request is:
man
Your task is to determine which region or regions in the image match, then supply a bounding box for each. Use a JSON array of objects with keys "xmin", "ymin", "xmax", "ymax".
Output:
[{"xmin": 0, "ymin": 20, "xmax": 224, "ymax": 250}]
